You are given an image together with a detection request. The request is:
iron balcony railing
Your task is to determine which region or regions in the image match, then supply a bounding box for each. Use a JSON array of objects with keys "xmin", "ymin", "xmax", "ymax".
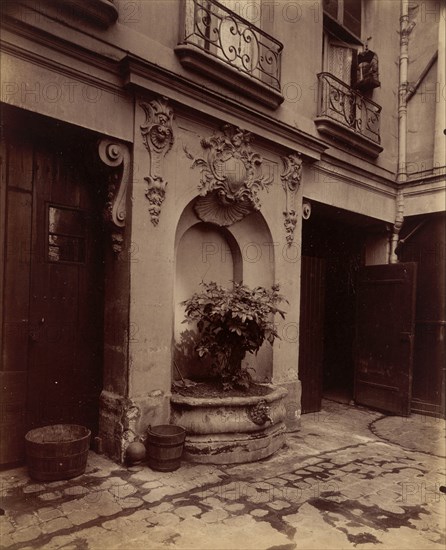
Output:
[
  {"xmin": 179, "ymin": 0, "xmax": 283, "ymax": 92},
  {"xmin": 317, "ymin": 72, "xmax": 382, "ymax": 144}
]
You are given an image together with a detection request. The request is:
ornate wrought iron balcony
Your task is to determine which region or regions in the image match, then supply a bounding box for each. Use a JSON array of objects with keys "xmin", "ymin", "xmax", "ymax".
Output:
[
  {"xmin": 315, "ymin": 72, "xmax": 383, "ymax": 157},
  {"xmin": 175, "ymin": 0, "xmax": 284, "ymax": 109}
]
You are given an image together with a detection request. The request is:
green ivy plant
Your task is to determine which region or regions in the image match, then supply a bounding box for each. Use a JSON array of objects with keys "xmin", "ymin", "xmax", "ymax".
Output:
[{"xmin": 181, "ymin": 281, "xmax": 287, "ymax": 391}]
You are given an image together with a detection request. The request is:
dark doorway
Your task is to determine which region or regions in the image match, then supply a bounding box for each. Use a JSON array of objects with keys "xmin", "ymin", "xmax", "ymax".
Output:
[
  {"xmin": 1, "ymin": 107, "xmax": 105, "ymax": 464},
  {"xmin": 299, "ymin": 203, "xmax": 368, "ymax": 412}
]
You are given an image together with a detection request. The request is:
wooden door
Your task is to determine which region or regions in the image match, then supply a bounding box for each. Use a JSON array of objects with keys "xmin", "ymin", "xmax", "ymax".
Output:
[
  {"xmin": 354, "ymin": 263, "xmax": 417, "ymax": 416},
  {"xmin": 1, "ymin": 124, "xmax": 104, "ymax": 463},
  {"xmin": 299, "ymin": 256, "xmax": 326, "ymax": 413},
  {"xmin": 27, "ymin": 142, "xmax": 104, "ymax": 432}
]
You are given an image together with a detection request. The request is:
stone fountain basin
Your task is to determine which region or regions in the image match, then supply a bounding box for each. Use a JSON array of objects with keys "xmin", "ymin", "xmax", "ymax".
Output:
[{"xmin": 170, "ymin": 385, "xmax": 288, "ymax": 464}]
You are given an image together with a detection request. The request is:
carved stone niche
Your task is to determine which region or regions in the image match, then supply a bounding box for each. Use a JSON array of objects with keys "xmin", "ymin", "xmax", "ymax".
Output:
[
  {"xmin": 98, "ymin": 139, "xmax": 130, "ymax": 254},
  {"xmin": 185, "ymin": 124, "xmax": 273, "ymax": 226}
]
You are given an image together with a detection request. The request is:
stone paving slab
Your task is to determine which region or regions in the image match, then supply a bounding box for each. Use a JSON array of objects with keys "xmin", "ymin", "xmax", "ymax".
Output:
[
  {"xmin": 0, "ymin": 401, "xmax": 444, "ymax": 550},
  {"xmin": 371, "ymin": 414, "xmax": 446, "ymax": 457}
]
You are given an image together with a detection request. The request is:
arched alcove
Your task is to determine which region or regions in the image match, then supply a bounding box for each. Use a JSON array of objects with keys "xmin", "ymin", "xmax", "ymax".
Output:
[
  {"xmin": 229, "ymin": 210, "xmax": 276, "ymax": 382},
  {"xmin": 174, "ymin": 220, "xmax": 242, "ymax": 381},
  {"xmin": 173, "ymin": 199, "xmax": 276, "ymax": 384}
]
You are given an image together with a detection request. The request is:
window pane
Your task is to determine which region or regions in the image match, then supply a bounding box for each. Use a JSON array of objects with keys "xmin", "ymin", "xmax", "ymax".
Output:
[
  {"xmin": 323, "ymin": 0, "xmax": 339, "ymax": 19},
  {"xmin": 48, "ymin": 205, "xmax": 87, "ymax": 263},
  {"xmin": 49, "ymin": 206, "xmax": 86, "ymax": 236},
  {"xmin": 344, "ymin": 0, "xmax": 361, "ymax": 37},
  {"xmin": 48, "ymin": 234, "xmax": 86, "ymax": 263}
]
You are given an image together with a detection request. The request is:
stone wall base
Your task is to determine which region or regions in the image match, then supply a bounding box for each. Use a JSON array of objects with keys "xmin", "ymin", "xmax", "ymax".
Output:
[
  {"xmin": 99, "ymin": 390, "xmax": 171, "ymax": 463},
  {"xmin": 276, "ymin": 380, "xmax": 302, "ymax": 432}
]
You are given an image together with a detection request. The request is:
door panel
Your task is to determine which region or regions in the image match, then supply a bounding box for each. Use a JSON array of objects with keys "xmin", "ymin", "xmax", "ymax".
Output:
[
  {"xmin": 0, "ymin": 136, "xmax": 34, "ymax": 464},
  {"xmin": 1, "ymin": 124, "xmax": 104, "ymax": 464},
  {"xmin": 354, "ymin": 263, "xmax": 417, "ymax": 415},
  {"xmin": 299, "ymin": 256, "xmax": 326, "ymax": 413},
  {"xmin": 27, "ymin": 143, "xmax": 104, "ymax": 433}
]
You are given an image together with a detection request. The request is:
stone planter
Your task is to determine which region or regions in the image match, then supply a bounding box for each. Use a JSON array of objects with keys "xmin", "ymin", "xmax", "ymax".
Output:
[{"xmin": 170, "ymin": 385, "xmax": 288, "ymax": 464}]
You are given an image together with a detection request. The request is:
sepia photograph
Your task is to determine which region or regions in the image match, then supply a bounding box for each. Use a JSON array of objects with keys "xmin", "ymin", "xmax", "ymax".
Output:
[{"xmin": 0, "ymin": 0, "xmax": 445, "ymax": 548}]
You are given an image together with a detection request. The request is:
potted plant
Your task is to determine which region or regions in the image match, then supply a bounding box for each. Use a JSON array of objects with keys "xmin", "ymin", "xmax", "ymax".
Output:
[{"xmin": 170, "ymin": 281, "xmax": 289, "ymax": 464}]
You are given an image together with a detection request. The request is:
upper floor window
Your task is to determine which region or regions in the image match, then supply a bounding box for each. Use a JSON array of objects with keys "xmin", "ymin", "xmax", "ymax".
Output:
[
  {"xmin": 323, "ymin": 0, "xmax": 362, "ymax": 39},
  {"xmin": 175, "ymin": 0, "xmax": 284, "ymax": 109},
  {"xmin": 315, "ymin": 0, "xmax": 383, "ymax": 156},
  {"xmin": 323, "ymin": 0, "xmax": 363, "ymax": 87}
]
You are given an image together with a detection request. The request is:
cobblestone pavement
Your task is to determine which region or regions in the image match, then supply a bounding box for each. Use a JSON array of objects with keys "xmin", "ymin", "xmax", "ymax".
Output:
[{"xmin": 1, "ymin": 400, "xmax": 445, "ymax": 550}]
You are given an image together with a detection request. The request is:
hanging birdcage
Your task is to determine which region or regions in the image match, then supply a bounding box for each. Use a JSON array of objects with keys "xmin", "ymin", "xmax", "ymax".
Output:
[{"xmin": 356, "ymin": 48, "xmax": 381, "ymax": 92}]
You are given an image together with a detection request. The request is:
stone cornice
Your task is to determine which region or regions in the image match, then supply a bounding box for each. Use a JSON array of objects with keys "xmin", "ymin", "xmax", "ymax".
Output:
[
  {"xmin": 308, "ymin": 164, "xmax": 397, "ymax": 198},
  {"xmin": 406, "ymin": 169, "xmax": 446, "ymax": 188},
  {"xmin": 121, "ymin": 54, "xmax": 328, "ymax": 163},
  {"xmin": 315, "ymin": 153, "xmax": 398, "ymax": 191},
  {"xmin": 403, "ymin": 182, "xmax": 446, "ymax": 198},
  {"xmin": 0, "ymin": 39, "xmax": 124, "ymax": 99},
  {"xmin": 0, "ymin": 15, "xmax": 120, "ymax": 78},
  {"xmin": 14, "ymin": 0, "xmax": 118, "ymax": 29}
]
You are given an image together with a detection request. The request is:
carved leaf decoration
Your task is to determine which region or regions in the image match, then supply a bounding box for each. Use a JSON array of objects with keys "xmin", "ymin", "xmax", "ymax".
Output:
[
  {"xmin": 183, "ymin": 145, "xmax": 194, "ymax": 160},
  {"xmin": 140, "ymin": 97, "xmax": 174, "ymax": 226}
]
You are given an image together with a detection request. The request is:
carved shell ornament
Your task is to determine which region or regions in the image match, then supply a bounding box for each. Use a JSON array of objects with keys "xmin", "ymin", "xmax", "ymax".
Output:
[{"xmin": 186, "ymin": 124, "xmax": 273, "ymax": 226}]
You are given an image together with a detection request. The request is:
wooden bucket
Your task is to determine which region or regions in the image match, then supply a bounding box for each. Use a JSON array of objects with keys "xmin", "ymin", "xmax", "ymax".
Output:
[
  {"xmin": 146, "ymin": 425, "xmax": 186, "ymax": 472},
  {"xmin": 25, "ymin": 424, "xmax": 91, "ymax": 481}
]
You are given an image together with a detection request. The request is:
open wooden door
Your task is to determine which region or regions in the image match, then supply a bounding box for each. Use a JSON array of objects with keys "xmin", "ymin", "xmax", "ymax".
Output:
[
  {"xmin": 299, "ymin": 256, "xmax": 326, "ymax": 413},
  {"xmin": 354, "ymin": 263, "xmax": 417, "ymax": 416}
]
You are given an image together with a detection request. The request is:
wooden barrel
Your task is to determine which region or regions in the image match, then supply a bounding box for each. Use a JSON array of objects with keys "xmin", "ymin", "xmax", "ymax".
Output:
[
  {"xmin": 25, "ymin": 424, "xmax": 91, "ymax": 481},
  {"xmin": 146, "ymin": 425, "xmax": 186, "ymax": 471}
]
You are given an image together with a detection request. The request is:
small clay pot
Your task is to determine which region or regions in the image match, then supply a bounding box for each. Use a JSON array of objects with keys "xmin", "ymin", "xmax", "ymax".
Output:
[{"xmin": 126, "ymin": 441, "xmax": 146, "ymax": 465}]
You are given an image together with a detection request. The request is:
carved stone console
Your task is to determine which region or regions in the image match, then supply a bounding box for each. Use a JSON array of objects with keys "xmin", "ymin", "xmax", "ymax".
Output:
[
  {"xmin": 186, "ymin": 124, "xmax": 273, "ymax": 226},
  {"xmin": 98, "ymin": 139, "xmax": 130, "ymax": 253}
]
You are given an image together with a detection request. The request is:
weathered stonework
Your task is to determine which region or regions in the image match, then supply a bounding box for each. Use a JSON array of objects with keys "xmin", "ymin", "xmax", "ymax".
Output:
[{"xmin": 171, "ymin": 385, "xmax": 287, "ymax": 464}]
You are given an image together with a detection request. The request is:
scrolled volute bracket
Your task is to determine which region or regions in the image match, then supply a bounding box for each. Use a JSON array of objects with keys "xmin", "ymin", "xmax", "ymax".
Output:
[{"xmin": 98, "ymin": 139, "xmax": 130, "ymax": 254}]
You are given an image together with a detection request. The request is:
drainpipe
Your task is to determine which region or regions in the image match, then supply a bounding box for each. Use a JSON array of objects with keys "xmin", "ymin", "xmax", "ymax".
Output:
[
  {"xmin": 433, "ymin": 3, "xmax": 446, "ymax": 169},
  {"xmin": 390, "ymin": 0, "xmax": 415, "ymax": 263}
]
